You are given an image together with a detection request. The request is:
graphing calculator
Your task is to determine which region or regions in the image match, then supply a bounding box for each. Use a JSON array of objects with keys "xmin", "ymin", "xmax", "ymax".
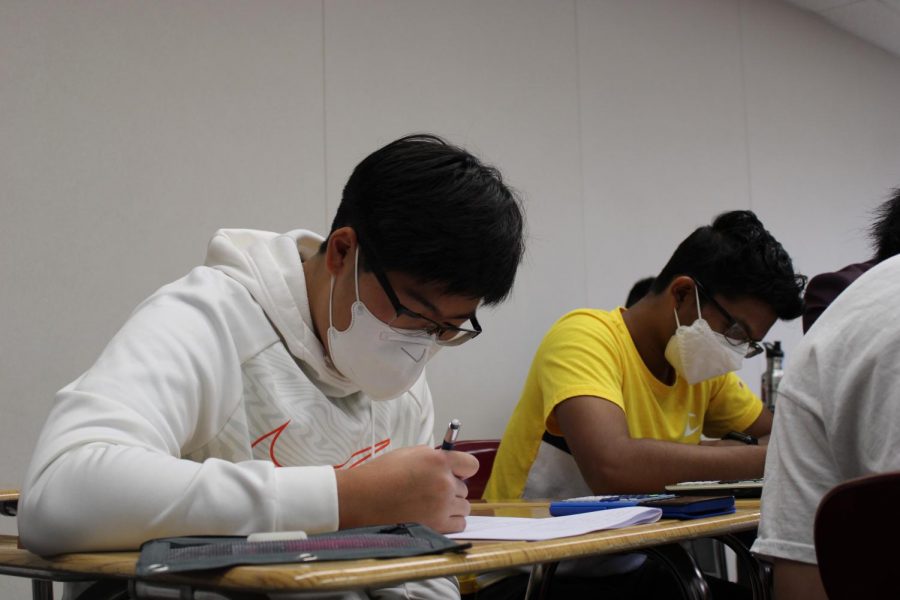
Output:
[{"xmin": 665, "ymin": 478, "xmax": 764, "ymax": 498}]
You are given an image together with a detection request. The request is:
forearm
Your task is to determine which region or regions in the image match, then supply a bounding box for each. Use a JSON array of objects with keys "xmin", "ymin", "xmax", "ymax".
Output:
[
  {"xmin": 773, "ymin": 559, "xmax": 827, "ymax": 600},
  {"xmin": 19, "ymin": 444, "xmax": 337, "ymax": 555},
  {"xmin": 579, "ymin": 438, "xmax": 766, "ymax": 494}
]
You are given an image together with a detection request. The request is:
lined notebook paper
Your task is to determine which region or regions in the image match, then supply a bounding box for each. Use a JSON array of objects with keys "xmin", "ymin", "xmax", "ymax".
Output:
[{"xmin": 446, "ymin": 506, "xmax": 662, "ymax": 541}]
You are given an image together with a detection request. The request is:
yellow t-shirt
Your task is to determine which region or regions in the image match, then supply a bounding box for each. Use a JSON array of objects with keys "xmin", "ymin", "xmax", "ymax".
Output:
[{"xmin": 484, "ymin": 307, "xmax": 763, "ymax": 500}]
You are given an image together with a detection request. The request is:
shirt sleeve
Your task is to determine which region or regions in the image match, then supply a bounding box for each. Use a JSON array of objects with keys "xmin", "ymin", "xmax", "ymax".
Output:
[
  {"xmin": 702, "ymin": 373, "xmax": 764, "ymax": 439},
  {"xmin": 537, "ymin": 312, "xmax": 626, "ymax": 435},
  {"xmin": 18, "ymin": 269, "xmax": 339, "ymax": 555},
  {"xmin": 752, "ymin": 385, "xmax": 834, "ymax": 564}
]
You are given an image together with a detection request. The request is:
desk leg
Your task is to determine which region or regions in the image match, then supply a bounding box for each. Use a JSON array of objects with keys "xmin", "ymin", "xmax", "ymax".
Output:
[
  {"xmin": 32, "ymin": 580, "xmax": 53, "ymax": 600},
  {"xmin": 714, "ymin": 534, "xmax": 769, "ymax": 600},
  {"xmin": 643, "ymin": 544, "xmax": 711, "ymax": 600},
  {"xmin": 523, "ymin": 561, "xmax": 558, "ymax": 600}
]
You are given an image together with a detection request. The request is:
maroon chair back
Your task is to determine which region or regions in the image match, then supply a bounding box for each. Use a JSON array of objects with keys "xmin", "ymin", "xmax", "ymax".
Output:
[
  {"xmin": 814, "ymin": 470, "xmax": 900, "ymax": 599},
  {"xmin": 452, "ymin": 439, "xmax": 500, "ymax": 500}
]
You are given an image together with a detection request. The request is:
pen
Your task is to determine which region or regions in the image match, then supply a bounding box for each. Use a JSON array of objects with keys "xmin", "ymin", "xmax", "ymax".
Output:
[
  {"xmin": 722, "ymin": 431, "xmax": 759, "ymax": 445},
  {"xmin": 441, "ymin": 419, "xmax": 461, "ymax": 450}
]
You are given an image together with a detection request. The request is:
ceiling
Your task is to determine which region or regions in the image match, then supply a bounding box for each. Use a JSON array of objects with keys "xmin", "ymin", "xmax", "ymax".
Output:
[{"xmin": 783, "ymin": 0, "xmax": 900, "ymax": 59}]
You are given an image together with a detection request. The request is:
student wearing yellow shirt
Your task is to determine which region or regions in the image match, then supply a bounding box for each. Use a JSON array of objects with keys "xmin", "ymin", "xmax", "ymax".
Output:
[{"xmin": 487, "ymin": 210, "xmax": 806, "ymax": 501}]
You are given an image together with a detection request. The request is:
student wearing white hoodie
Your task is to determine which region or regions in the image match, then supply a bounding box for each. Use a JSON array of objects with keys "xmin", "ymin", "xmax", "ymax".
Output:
[{"xmin": 18, "ymin": 134, "xmax": 526, "ymax": 599}]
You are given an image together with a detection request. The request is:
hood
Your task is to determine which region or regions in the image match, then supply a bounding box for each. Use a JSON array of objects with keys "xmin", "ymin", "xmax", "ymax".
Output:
[{"xmin": 205, "ymin": 228, "xmax": 360, "ymax": 398}]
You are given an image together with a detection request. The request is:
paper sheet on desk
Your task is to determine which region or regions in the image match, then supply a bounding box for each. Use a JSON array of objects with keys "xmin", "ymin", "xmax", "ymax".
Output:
[{"xmin": 446, "ymin": 506, "xmax": 662, "ymax": 541}]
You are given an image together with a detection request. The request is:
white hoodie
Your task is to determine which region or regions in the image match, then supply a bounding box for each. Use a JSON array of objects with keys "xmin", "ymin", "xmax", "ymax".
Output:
[{"xmin": 18, "ymin": 229, "xmax": 435, "ymax": 556}]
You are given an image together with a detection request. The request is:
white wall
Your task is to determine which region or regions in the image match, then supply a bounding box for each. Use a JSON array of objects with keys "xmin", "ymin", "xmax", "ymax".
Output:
[{"xmin": 2, "ymin": 0, "xmax": 899, "ymax": 592}]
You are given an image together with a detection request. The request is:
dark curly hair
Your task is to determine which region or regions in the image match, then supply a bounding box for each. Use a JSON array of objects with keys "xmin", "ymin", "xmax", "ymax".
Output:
[
  {"xmin": 651, "ymin": 210, "xmax": 807, "ymax": 319},
  {"xmin": 870, "ymin": 188, "xmax": 900, "ymax": 263}
]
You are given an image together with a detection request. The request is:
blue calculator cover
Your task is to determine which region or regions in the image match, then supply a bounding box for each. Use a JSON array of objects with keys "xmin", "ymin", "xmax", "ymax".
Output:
[{"xmin": 550, "ymin": 494, "xmax": 735, "ymax": 520}]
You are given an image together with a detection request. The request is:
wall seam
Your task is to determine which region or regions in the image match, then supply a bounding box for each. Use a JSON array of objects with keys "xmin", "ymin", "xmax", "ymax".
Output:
[
  {"xmin": 737, "ymin": 0, "xmax": 754, "ymax": 212},
  {"xmin": 574, "ymin": 0, "xmax": 588, "ymax": 306},
  {"xmin": 321, "ymin": 0, "xmax": 329, "ymax": 227}
]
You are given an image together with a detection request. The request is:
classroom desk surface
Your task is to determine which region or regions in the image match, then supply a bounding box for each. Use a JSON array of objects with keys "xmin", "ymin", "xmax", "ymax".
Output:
[{"xmin": 0, "ymin": 500, "xmax": 761, "ymax": 595}]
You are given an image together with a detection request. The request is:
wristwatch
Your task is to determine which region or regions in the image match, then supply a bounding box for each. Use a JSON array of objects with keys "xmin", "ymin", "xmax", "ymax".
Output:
[{"xmin": 722, "ymin": 431, "xmax": 759, "ymax": 445}]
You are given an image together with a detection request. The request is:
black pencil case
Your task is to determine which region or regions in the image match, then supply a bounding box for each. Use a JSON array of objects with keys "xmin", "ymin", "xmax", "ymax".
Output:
[{"xmin": 136, "ymin": 522, "xmax": 471, "ymax": 576}]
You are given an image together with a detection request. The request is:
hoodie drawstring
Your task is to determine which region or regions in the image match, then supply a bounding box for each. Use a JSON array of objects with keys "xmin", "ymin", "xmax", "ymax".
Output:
[{"xmin": 369, "ymin": 398, "xmax": 375, "ymax": 463}]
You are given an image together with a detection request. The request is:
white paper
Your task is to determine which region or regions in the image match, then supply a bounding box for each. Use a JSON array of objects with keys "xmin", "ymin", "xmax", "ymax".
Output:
[{"xmin": 447, "ymin": 506, "xmax": 662, "ymax": 541}]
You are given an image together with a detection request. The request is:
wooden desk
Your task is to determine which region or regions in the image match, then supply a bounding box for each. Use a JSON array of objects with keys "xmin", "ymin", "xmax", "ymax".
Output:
[{"xmin": 0, "ymin": 500, "xmax": 761, "ymax": 599}]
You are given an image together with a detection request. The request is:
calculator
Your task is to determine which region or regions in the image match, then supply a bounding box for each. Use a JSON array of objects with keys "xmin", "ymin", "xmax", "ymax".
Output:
[{"xmin": 665, "ymin": 478, "xmax": 763, "ymax": 498}]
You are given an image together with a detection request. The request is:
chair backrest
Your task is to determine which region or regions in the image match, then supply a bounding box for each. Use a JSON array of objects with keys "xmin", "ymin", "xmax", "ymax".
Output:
[
  {"xmin": 452, "ymin": 440, "xmax": 500, "ymax": 500},
  {"xmin": 814, "ymin": 470, "xmax": 900, "ymax": 599}
]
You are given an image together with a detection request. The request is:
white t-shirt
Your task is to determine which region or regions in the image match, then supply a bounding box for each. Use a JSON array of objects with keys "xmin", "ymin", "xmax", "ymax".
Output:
[{"xmin": 752, "ymin": 255, "xmax": 900, "ymax": 564}]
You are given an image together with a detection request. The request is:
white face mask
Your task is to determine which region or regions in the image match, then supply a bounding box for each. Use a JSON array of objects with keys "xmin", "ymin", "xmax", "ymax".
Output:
[
  {"xmin": 664, "ymin": 287, "xmax": 748, "ymax": 385},
  {"xmin": 327, "ymin": 248, "xmax": 439, "ymax": 400}
]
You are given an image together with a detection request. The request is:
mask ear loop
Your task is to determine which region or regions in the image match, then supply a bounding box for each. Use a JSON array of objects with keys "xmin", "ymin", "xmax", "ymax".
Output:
[
  {"xmin": 672, "ymin": 283, "xmax": 703, "ymax": 328},
  {"xmin": 369, "ymin": 398, "xmax": 375, "ymax": 465},
  {"xmin": 328, "ymin": 277, "xmax": 336, "ymax": 330},
  {"xmin": 694, "ymin": 284, "xmax": 702, "ymax": 319},
  {"xmin": 328, "ymin": 246, "xmax": 363, "ymax": 331},
  {"xmin": 352, "ymin": 246, "xmax": 361, "ymax": 301}
]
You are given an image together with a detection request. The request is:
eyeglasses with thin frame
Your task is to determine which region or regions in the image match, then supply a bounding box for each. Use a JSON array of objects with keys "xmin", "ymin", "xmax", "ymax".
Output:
[
  {"xmin": 355, "ymin": 241, "xmax": 482, "ymax": 347},
  {"xmin": 694, "ymin": 281, "xmax": 764, "ymax": 358}
]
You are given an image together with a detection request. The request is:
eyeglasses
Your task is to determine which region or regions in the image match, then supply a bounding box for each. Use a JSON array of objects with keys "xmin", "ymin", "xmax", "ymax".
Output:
[
  {"xmin": 694, "ymin": 281, "xmax": 764, "ymax": 358},
  {"xmin": 356, "ymin": 239, "xmax": 482, "ymax": 347}
]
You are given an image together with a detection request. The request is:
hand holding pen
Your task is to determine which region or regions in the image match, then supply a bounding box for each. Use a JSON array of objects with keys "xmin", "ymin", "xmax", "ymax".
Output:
[{"xmin": 333, "ymin": 418, "xmax": 477, "ymax": 533}]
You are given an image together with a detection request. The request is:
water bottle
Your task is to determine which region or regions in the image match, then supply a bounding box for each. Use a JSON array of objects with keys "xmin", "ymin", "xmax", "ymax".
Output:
[{"xmin": 761, "ymin": 341, "xmax": 784, "ymax": 412}]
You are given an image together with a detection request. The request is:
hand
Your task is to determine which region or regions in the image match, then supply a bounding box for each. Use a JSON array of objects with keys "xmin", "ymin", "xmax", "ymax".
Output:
[{"xmin": 335, "ymin": 445, "xmax": 479, "ymax": 533}]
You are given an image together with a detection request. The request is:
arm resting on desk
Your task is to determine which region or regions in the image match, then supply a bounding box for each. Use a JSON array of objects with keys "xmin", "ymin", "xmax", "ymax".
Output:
[
  {"xmin": 19, "ymin": 444, "xmax": 337, "ymax": 556},
  {"xmin": 556, "ymin": 396, "xmax": 767, "ymax": 494},
  {"xmin": 18, "ymin": 270, "xmax": 340, "ymax": 556}
]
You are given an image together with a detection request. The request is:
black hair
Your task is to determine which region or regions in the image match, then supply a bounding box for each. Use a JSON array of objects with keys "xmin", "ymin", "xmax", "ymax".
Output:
[
  {"xmin": 650, "ymin": 210, "xmax": 806, "ymax": 319},
  {"xmin": 625, "ymin": 277, "xmax": 655, "ymax": 308},
  {"xmin": 323, "ymin": 134, "xmax": 525, "ymax": 305},
  {"xmin": 870, "ymin": 188, "xmax": 900, "ymax": 263}
]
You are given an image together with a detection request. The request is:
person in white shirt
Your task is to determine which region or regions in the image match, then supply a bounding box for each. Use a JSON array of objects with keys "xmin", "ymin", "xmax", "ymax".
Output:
[
  {"xmin": 752, "ymin": 255, "xmax": 900, "ymax": 600},
  {"xmin": 18, "ymin": 134, "xmax": 526, "ymax": 599}
]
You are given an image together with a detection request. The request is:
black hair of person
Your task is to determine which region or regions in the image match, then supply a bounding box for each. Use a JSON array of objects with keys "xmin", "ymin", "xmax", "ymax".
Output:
[
  {"xmin": 625, "ymin": 277, "xmax": 655, "ymax": 308},
  {"xmin": 870, "ymin": 188, "xmax": 900, "ymax": 263},
  {"xmin": 322, "ymin": 134, "xmax": 526, "ymax": 305},
  {"xmin": 650, "ymin": 210, "xmax": 807, "ymax": 320}
]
